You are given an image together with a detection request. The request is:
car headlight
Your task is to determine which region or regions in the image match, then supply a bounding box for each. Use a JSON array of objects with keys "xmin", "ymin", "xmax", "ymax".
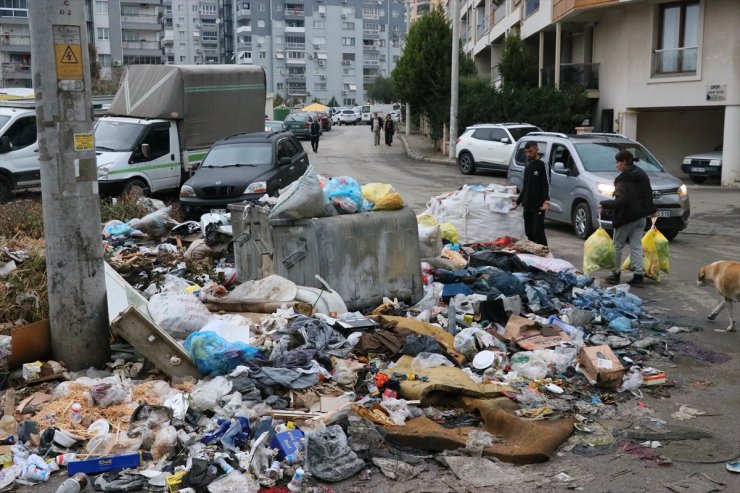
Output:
[
  {"xmin": 709, "ymin": 159, "xmax": 721, "ymax": 166},
  {"xmin": 97, "ymin": 166, "xmax": 110, "ymax": 178},
  {"xmin": 678, "ymin": 184, "xmax": 688, "ymax": 199},
  {"xmin": 682, "ymin": 158, "xmax": 692, "ymax": 165},
  {"xmin": 597, "ymin": 183, "xmax": 615, "ymax": 196},
  {"xmin": 180, "ymin": 184, "xmax": 196, "ymax": 198},
  {"xmin": 245, "ymin": 181, "xmax": 267, "ymax": 194}
]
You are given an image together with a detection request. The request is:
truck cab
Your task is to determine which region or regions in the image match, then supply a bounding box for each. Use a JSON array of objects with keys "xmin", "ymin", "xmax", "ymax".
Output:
[
  {"xmin": 95, "ymin": 117, "xmax": 186, "ymax": 196},
  {"xmin": 0, "ymin": 104, "xmax": 40, "ymax": 202}
]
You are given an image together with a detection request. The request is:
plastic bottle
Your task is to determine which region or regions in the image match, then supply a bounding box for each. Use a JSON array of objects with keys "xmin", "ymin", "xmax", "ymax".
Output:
[
  {"xmin": 207, "ymin": 457, "xmax": 258, "ymax": 493},
  {"xmin": 55, "ymin": 453, "xmax": 77, "ymax": 466},
  {"xmin": 55, "ymin": 473, "xmax": 88, "ymax": 493},
  {"xmin": 69, "ymin": 403, "xmax": 82, "ymax": 424},
  {"xmin": 287, "ymin": 468, "xmax": 304, "ymax": 492}
]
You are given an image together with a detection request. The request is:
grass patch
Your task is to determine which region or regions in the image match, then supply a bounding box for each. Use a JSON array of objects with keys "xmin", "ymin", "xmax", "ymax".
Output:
[
  {"xmin": 100, "ymin": 192, "xmax": 152, "ymax": 224},
  {"xmin": 0, "ymin": 200, "xmax": 44, "ymax": 240},
  {"xmin": 0, "ymin": 238, "xmax": 47, "ymax": 325}
]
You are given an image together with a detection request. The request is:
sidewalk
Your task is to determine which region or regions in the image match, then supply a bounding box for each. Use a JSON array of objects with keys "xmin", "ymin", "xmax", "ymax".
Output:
[{"xmin": 400, "ymin": 131, "xmax": 456, "ymax": 166}]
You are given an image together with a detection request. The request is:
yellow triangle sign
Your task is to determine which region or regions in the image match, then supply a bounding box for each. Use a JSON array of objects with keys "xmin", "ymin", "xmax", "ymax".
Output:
[{"xmin": 61, "ymin": 46, "xmax": 79, "ymax": 64}]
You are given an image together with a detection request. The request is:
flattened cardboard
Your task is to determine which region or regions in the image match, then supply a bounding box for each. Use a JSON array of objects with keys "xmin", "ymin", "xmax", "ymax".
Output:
[
  {"xmin": 9, "ymin": 320, "xmax": 51, "ymax": 369},
  {"xmin": 500, "ymin": 315, "xmax": 540, "ymax": 341},
  {"xmin": 579, "ymin": 345, "xmax": 625, "ymax": 389}
]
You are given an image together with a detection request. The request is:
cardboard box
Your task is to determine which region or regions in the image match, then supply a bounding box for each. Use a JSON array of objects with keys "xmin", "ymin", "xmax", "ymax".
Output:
[
  {"xmin": 500, "ymin": 315, "xmax": 540, "ymax": 341},
  {"xmin": 9, "ymin": 320, "xmax": 51, "ymax": 369},
  {"xmin": 67, "ymin": 452, "xmax": 147, "ymax": 476},
  {"xmin": 579, "ymin": 345, "xmax": 625, "ymax": 389},
  {"xmin": 269, "ymin": 429, "xmax": 304, "ymax": 460}
]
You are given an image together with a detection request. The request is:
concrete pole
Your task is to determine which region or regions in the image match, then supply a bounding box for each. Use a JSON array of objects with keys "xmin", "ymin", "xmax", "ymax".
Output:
[
  {"xmin": 449, "ymin": 0, "xmax": 460, "ymax": 159},
  {"xmin": 721, "ymin": 105, "xmax": 739, "ymax": 187},
  {"xmin": 554, "ymin": 22, "xmax": 562, "ymax": 89},
  {"xmin": 29, "ymin": 1, "xmax": 110, "ymax": 370},
  {"xmin": 405, "ymin": 0, "xmax": 411, "ymax": 135},
  {"xmin": 538, "ymin": 31, "xmax": 544, "ymax": 88}
]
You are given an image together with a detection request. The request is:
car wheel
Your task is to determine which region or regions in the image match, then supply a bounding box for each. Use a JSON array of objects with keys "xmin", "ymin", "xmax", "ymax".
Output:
[
  {"xmin": 573, "ymin": 202, "xmax": 594, "ymax": 239},
  {"xmin": 0, "ymin": 175, "xmax": 11, "ymax": 203},
  {"xmin": 662, "ymin": 229, "xmax": 679, "ymax": 241},
  {"xmin": 689, "ymin": 175, "xmax": 706, "ymax": 184},
  {"xmin": 458, "ymin": 151, "xmax": 476, "ymax": 175},
  {"xmin": 122, "ymin": 178, "xmax": 150, "ymax": 198}
]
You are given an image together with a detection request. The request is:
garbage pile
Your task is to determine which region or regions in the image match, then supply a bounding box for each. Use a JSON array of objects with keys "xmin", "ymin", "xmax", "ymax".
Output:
[{"xmin": 0, "ymin": 178, "xmax": 706, "ymax": 492}]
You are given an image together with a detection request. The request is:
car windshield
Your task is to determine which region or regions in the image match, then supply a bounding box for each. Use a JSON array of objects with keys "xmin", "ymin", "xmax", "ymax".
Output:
[
  {"xmin": 94, "ymin": 120, "xmax": 146, "ymax": 151},
  {"xmin": 508, "ymin": 127, "xmax": 540, "ymax": 142},
  {"xmin": 201, "ymin": 143, "xmax": 272, "ymax": 167},
  {"xmin": 265, "ymin": 121, "xmax": 284, "ymax": 131},
  {"xmin": 0, "ymin": 116, "xmax": 11, "ymax": 130},
  {"xmin": 574, "ymin": 142, "xmax": 664, "ymax": 172},
  {"xmin": 285, "ymin": 114, "xmax": 307, "ymax": 122}
]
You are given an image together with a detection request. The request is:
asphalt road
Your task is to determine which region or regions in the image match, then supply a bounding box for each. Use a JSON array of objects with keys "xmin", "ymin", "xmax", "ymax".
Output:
[{"xmin": 16, "ymin": 124, "xmax": 740, "ymax": 492}]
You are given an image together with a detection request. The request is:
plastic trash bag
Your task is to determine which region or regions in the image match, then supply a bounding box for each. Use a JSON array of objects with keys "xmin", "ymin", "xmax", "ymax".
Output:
[
  {"xmin": 583, "ymin": 228, "xmax": 616, "ymax": 274},
  {"xmin": 149, "ymin": 291, "xmax": 213, "ymax": 340},
  {"xmin": 373, "ymin": 192, "xmax": 404, "ymax": 211},
  {"xmin": 190, "ymin": 376, "xmax": 233, "ymax": 411},
  {"xmin": 361, "ymin": 183, "xmax": 395, "ymax": 204},
  {"xmin": 439, "ymin": 223, "xmax": 458, "ymax": 244},
  {"xmin": 324, "ymin": 176, "xmax": 365, "ymax": 214},
  {"xmin": 417, "ymin": 213, "xmax": 438, "ymax": 227},
  {"xmin": 130, "ymin": 206, "xmax": 178, "ymax": 239},
  {"xmin": 618, "ymin": 370, "xmax": 643, "ymax": 392},
  {"xmin": 510, "ymin": 351, "xmax": 549, "ymax": 380},
  {"xmin": 411, "ymin": 352, "xmax": 454, "ymax": 369},
  {"xmin": 184, "ymin": 331, "xmax": 259, "ymax": 376},
  {"xmin": 653, "ymin": 228, "xmax": 670, "ymax": 273},
  {"xmin": 621, "ymin": 228, "xmax": 662, "ymax": 281},
  {"xmin": 418, "ymin": 224, "xmax": 443, "ymax": 258},
  {"xmin": 270, "ymin": 165, "xmax": 329, "ymax": 220},
  {"xmin": 454, "ymin": 327, "xmax": 497, "ymax": 361}
]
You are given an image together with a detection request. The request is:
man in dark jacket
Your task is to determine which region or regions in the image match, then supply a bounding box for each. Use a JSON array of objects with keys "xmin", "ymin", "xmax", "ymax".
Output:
[
  {"xmin": 511, "ymin": 141, "xmax": 549, "ymax": 246},
  {"xmin": 599, "ymin": 150, "xmax": 657, "ymax": 285},
  {"xmin": 309, "ymin": 116, "xmax": 321, "ymax": 152}
]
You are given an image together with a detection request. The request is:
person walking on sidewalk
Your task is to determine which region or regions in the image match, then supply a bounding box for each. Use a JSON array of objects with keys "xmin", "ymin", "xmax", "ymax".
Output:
[
  {"xmin": 599, "ymin": 150, "xmax": 657, "ymax": 286},
  {"xmin": 309, "ymin": 116, "xmax": 321, "ymax": 152},
  {"xmin": 511, "ymin": 141, "xmax": 549, "ymax": 246},
  {"xmin": 371, "ymin": 112, "xmax": 383, "ymax": 146},
  {"xmin": 384, "ymin": 114, "xmax": 395, "ymax": 146}
]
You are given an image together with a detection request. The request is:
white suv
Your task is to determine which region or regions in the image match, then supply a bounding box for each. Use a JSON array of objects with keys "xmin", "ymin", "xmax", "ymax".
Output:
[
  {"xmin": 336, "ymin": 109, "xmax": 361, "ymax": 126},
  {"xmin": 455, "ymin": 123, "xmax": 541, "ymax": 175}
]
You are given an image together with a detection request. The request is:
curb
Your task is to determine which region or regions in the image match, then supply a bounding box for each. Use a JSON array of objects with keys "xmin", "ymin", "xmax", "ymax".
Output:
[{"xmin": 400, "ymin": 134, "xmax": 456, "ymax": 165}]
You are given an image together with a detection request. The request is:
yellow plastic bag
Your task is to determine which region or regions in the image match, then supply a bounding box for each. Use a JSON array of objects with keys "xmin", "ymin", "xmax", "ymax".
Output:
[
  {"xmin": 373, "ymin": 192, "xmax": 404, "ymax": 210},
  {"xmin": 362, "ymin": 183, "xmax": 395, "ymax": 203},
  {"xmin": 583, "ymin": 228, "xmax": 616, "ymax": 275},
  {"xmin": 621, "ymin": 228, "xmax": 662, "ymax": 281},
  {"xmin": 417, "ymin": 213, "xmax": 438, "ymax": 227},
  {"xmin": 440, "ymin": 223, "xmax": 459, "ymax": 244},
  {"xmin": 653, "ymin": 228, "xmax": 670, "ymax": 274}
]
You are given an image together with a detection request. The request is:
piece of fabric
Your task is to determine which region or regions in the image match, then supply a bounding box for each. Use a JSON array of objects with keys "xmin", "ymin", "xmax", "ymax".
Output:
[
  {"xmin": 248, "ymin": 367, "xmax": 320, "ymax": 390},
  {"xmin": 270, "ymin": 315, "xmax": 352, "ymax": 361}
]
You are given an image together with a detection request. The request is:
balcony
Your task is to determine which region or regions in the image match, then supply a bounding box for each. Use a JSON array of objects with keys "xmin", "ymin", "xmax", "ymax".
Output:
[
  {"xmin": 363, "ymin": 59, "xmax": 379, "ymax": 66},
  {"xmin": 0, "ymin": 34, "xmax": 31, "ymax": 50},
  {"xmin": 285, "ymin": 8, "xmax": 305, "ymax": 17},
  {"xmin": 237, "ymin": 42, "xmax": 252, "ymax": 50},
  {"xmin": 541, "ymin": 63, "xmax": 600, "ymax": 91},
  {"xmin": 121, "ymin": 13, "xmax": 161, "ymax": 30},
  {"xmin": 122, "ymin": 40, "xmax": 159, "ymax": 50},
  {"xmin": 286, "ymin": 74, "xmax": 306, "ymax": 82},
  {"xmin": 1, "ymin": 62, "xmax": 32, "ymax": 79},
  {"xmin": 286, "ymin": 42, "xmax": 305, "ymax": 50},
  {"xmin": 236, "ymin": 8, "xmax": 251, "ymax": 19}
]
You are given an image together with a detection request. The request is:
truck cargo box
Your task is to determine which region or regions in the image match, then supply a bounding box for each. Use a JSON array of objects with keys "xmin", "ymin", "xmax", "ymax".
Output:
[
  {"xmin": 107, "ymin": 65, "xmax": 266, "ymax": 150},
  {"xmin": 230, "ymin": 205, "xmax": 423, "ymax": 311}
]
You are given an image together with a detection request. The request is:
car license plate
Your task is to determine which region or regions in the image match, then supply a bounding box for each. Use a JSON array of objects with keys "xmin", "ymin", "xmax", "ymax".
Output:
[
  {"xmin": 690, "ymin": 167, "xmax": 705, "ymax": 172},
  {"xmin": 657, "ymin": 210, "xmax": 670, "ymax": 217}
]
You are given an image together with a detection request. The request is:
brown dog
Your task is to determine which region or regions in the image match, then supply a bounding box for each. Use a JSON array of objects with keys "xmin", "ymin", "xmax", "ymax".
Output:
[{"xmin": 697, "ymin": 261, "xmax": 740, "ymax": 332}]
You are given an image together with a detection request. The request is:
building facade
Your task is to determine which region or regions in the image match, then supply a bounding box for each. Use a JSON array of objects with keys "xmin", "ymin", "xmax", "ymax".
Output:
[{"xmin": 458, "ymin": 0, "xmax": 739, "ymax": 186}]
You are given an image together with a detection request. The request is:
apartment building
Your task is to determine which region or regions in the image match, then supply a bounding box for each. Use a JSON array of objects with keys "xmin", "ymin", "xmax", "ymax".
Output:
[
  {"xmin": 162, "ymin": 0, "xmax": 220, "ymax": 65},
  {"xmin": 458, "ymin": 0, "xmax": 739, "ymax": 186},
  {"xmin": 233, "ymin": 0, "xmax": 406, "ymax": 107}
]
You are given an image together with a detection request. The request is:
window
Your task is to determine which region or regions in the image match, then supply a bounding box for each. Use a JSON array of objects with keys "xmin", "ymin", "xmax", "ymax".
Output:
[
  {"xmin": 490, "ymin": 128, "xmax": 508, "ymax": 142},
  {"xmin": 259, "ymin": 51, "xmax": 267, "ymax": 59},
  {"xmin": 314, "ymin": 83, "xmax": 327, "ymax": 91},
  {"xmin": 524, "ymin": 0, "xmax": 540, "ymax": 17},
  {"xmin": 98, "ymin": 54, "xmax": 112, "ymax": 66},
  {"xmin": 95, "ymin": 1, "xmax": 108, "ymax": 15},
  {"xmin": 277, "ymin": 83, "xmax": 284, "ymax": 90},
  {"xmin": 313, "ymin": 20, "xmax": 326, "ymax": 29},
  {"xmin": 97, "ymin": 27, "xmax": 110, "ymax": 40},
  {"xmin": 342, "ymin": 22, "xmax": 355, "ymax": 30},
  {"xmin": 133, "ymin": 123, "xmax": 170, "ymax": 163},
  {"xmin": 6, "ymin": 116, "xmax": 36, "ymax": 150},
  {"xmin": 0, "ymin": 0, "xmax": 27, "ymax": 18},
  {"xmin": 258, "ymin": 20, "xmax": 265, "ymax": 28},
  {"xmin": 655, "ymin": 0, "xmax": 699, "ymax": 74},
  {"xmin": 258, "ymin": 3, "xmax": 266, "ymax": 11},
  {"xmin": 342, "ymin": 37, "xmax": 355, "ymax": 46},
  {"xmin": 202, "ymin": 31, "xmax": 218, "ymax": 41}
]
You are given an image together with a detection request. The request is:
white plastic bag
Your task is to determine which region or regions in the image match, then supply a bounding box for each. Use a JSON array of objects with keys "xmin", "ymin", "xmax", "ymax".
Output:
[
  {"xmin": 148, "ymin": 291, "xmax": 213, "ymax": 340},
  {"xmin": 411, "ymin": 352, "xmax": 454, "ymax": 369},
  {"xmin": 190, "ymin": 376, "xmax": 233, "ymax": 411},
  {"xmin": 380, "ymin": 398, "xmax": 412, "ymax": 426},
  {"xmin": 454, "ymin": 327, "xmax": 497, "ymax": 361},
  {"xmin": 510, "ymin": 351, "xmax": 549, "ymax": 380},
  {"xmin": 269, "ymin": 165, "xmax": 329, "ymax": 220},
  {"xmin": 418, "ymin": 224, "xmax": 443, "ymax": 258}
]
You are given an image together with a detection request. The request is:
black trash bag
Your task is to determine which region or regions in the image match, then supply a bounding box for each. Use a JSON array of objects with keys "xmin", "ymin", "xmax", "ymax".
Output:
[
  {"xmin": 400, "ymin": 334, "xmax": 445, "ymax": 357},
  {"xmin": 305, "ymin": 425, "xmax": 365, "ymax": 482},
  {"xmin": 183, "ymin": 458, "xmax": 220, "ymax": 492},
  {"xmin": 468, "ymin": 251, "xmax": 528, "ymax": 272}
]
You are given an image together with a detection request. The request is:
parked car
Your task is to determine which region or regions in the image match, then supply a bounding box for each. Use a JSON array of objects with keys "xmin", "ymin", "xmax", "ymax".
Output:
[
  {"xmin": 336, "ymin": 109, "xmax": 361, "ymax": 125},
  {"xmin": 331, "ymin": 107, "xmax": 348, "ymax": 125},
  {"xmin": 681, "ymin": 146, "xmax": 723, "ymax": 183},
  {"xmin": 306, "ymin": 111, "xmax": 332, "ymax": 131},
  {"xmin": 264, "ymin": 120, "xmax": 286, "ymax": 132},
  {"xmin": 455, "ymin": 123, "xmax": 541, "ymax": 175},
  {"xmin": 506, "ymin": 132, "xmax": 690, "ymax": 240},
  {"xmin": 283, "ymin": 113, "xmax": 316, "ymax": 139},
  {"xmin": 179, "ymin": 131, "xmax": 309, "ymax": 216}
]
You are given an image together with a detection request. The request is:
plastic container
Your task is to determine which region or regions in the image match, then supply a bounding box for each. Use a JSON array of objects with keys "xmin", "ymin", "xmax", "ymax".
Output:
[
  {"xmin": 287, "ymin": 468, "xmax": 304, "ymax": 492},
  {"xmin": 230, "ymin": 205, "xmax": 423, "ymax": 311},
  {"xmin": 55, "ymin": 473, "xmax": 88, "ymax": 493},
  {"xmin": 69, "ymin": 403, "xmax": 82, "ymax": 424}
]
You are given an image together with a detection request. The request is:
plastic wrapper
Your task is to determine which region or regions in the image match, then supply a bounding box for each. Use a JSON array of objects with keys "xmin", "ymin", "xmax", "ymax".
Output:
[
  {"xmin": 86, "ymin": 433, "xmax": 116, "ymax": 456},
  {"xmin": 330, "ymin": 195, "xmax": 361, "ymax": 214},
  {"xmin": 190, "ymin": 376, "xmax": 233, "ymax": 411},
  {"xmin": 130, "ymin": 206, "xmax": 178, "ymax": 238},
  {"xmin": 379, "ymin": 398, "xmax": 412, "ymax": 426},
  {"xmin": 413, "ymin": 282, "xmax": 443, "ymax": 312},
  {"xmin": 583, "ymin": 227, "xmax": 616, "ymax": 274},
  {"xmin": 149, "ymin": 291, "xmax": 213, "ymax": 340},
  {"xmin": 618, "ymin": 370, "xmax": 644, "ymax": 392},
  {"xmin": 410, "ymin": 352, "xmax": 454, "ymax": 369},
  {"xmin": 91, "ymin": 383, "xmax": 127, "ymax": 408},
  {"xmin": 185, "ymin": 331, "xmax": 259, "ymax": 376},
  {"xmin": 150, "ymin": 425, "xmax": 177, "ymax": 460}
]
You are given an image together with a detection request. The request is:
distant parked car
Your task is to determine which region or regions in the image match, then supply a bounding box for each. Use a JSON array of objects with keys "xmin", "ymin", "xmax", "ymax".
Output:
[
  {"xmin": 681, "ymin": 146, "xmax": 723, "ymax": 183},
  {"xmin": 305, "ymin": 111, "xmax": 331, "ymax": 131},
  {"xmin": 283, "ymin": 113, "xmax": 315, "ymax": 139},
  {"xmin": 179, "ymin": 131, "xmax": 309, "ymax": 216},
  {"xmin": 336, "ymin": 109, "xmax": 361, "ymax": 125},
  {"xmin": 455, "ymin": 123, "xmax": 541, "ymax": 175},
  {"xmin": 264, "ymin": 120, "xmax": 286, "ymax": 132}
]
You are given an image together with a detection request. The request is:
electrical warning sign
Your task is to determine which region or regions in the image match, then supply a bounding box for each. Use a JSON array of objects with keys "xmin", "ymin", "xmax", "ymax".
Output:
[{"xmin": 52, "ymin": 25, "xmax": 83, "ymax": 81}]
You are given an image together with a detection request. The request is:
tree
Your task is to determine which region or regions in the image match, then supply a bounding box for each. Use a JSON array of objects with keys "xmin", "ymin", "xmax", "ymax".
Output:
[
  {"xmin": 327, "ymin": 96, "xmax": 339, "ymax": 107},
  {"xmin": 273, "ymin": 93, "xmax": 285, "ymax": 107},
  {"xmin": 366, "ymin": 75, "xmax": 397, "ymax": 103},
  {"xmin": 498, "ymin": 33, "xmax": 538, "ymax": 89},
  {"xmin": 392, "ymin": 7, "xmax": 474, "ymax": 142},
  {"xmin": 88, "ymin": 44, "xmax": 101, "ymax": 85}
]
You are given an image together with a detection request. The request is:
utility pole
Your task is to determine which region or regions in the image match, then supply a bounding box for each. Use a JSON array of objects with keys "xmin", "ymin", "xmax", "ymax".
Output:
[
  {"xmin": 449, "ymin": 0, "xmax": 460, "ymax": 159},
  {"xmin": 404, "ymin": 0, "xmax": 411, "ymax": 135},
  {"xmin": 29, "ymin": 1, "xmax": 110, "ymax": 370}
]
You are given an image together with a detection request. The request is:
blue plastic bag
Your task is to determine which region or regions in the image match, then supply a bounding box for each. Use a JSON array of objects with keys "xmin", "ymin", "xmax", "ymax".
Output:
[
  {"xmin": 184, "ymin": 331, "xmax": 259, "ymax": 376},
  {"xmin": 323, "ymin": 176, "xmax": 364, "ymax": 214}
]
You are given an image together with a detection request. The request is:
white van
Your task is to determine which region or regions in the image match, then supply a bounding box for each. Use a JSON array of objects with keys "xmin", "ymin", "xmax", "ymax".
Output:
[{"xmin": 0, "ymin": 102, "xmax": 40, "ymax": 202}]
